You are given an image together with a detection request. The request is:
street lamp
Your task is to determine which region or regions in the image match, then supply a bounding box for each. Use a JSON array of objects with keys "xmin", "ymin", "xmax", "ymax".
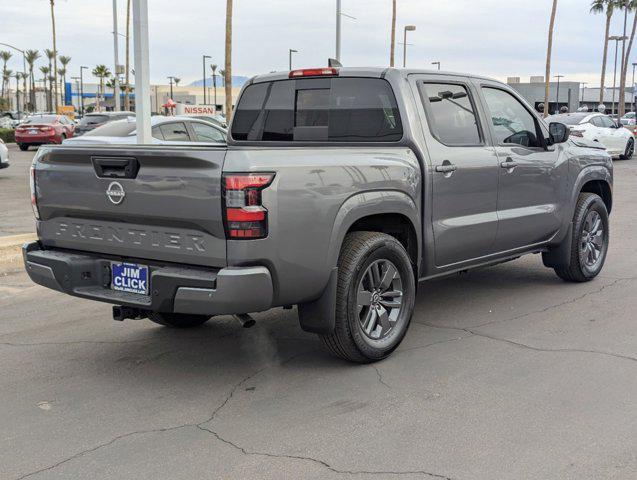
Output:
[
  {"xmin": 79, "ymin": 66, "xmax": 88, "ymax": 115},
  {"xmin": 431, "ymin": 61, "xmax": 440, "ymax": 70},
  {"xmin": 289, "ymin": 49, "xmax": 298, "ymax": 70},
  {"xmin": 609, "ymin": 35, "xmax": 628, "ymax": 115},
  {"xmin": 335, "ymin": 0, "xmax": 356, "ymax": 62},
  {"xmin": 112, "ymin": 0, "xmax": 121, "ymax": 111},
  {"xmin": 403, "ymin": 25, "xmax": 416, "ymax": 68},
  {"xmin": 555, "ymin": 75, "xmax": 564, "ymax": 114},
  {"xmin": 202, "ymin": 54, "xmax": 211, "ymax": 104},
  {"xmin": 167, "ymin": 76, "xmax": 175, "ymax": 100},
  {"xmin": 581, "ymin": 81, "xmax": 587, "ymax": 106}
]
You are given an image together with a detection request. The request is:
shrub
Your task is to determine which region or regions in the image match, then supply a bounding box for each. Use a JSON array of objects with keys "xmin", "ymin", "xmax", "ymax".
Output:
[{"xmin": 0, "ymin": 128, "xmax": 15, "ymax": 144}]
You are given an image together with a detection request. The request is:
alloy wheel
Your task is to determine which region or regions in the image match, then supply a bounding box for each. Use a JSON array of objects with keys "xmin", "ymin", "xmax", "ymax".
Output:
[
  {"xmin": 580, "ymin": 210, "xmax": 604, "ymax": 268},
  {"xmin": 356, "ymin": 259, "xmax": 404, "ymax": 340}
]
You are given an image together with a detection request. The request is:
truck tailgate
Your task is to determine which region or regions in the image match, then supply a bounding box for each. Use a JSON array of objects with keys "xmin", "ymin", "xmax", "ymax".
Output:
[{"xmin": 33, "ymin": 145, "xmax": 227, "ymax": 267}]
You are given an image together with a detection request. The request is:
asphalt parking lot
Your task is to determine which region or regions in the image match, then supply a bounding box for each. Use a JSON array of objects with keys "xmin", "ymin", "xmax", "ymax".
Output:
[{"xmin": 1, "ymin": 144, "xmax": 636, "ymax": 479}]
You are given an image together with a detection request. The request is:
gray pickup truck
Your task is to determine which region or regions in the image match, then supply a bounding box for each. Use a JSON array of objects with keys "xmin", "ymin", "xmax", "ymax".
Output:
[{"xmin": 24, "ymin": 68, "xmax": 613, "ymax": 363}]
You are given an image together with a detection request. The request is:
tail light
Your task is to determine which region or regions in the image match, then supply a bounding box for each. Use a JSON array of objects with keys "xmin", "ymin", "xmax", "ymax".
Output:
[
  {"xmin": 222, "ymin": 173, "xmax": 274, "ymax": 239},
  {"xmin": 289, "ymin": 68, "xmax": 338, "ymax": 78},
  {"xmin": 39, "ymin": 126, "xmax": 54, "ymax": 133},
  {"xmin": 30, "ymin": 164, "xmax": 40, "ymax": 220}
]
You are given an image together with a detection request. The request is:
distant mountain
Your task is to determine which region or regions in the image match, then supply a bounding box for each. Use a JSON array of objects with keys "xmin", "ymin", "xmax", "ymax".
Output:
[{"xmin": 189, "ymin": 76, "xmax": 249, "ymax": 88}]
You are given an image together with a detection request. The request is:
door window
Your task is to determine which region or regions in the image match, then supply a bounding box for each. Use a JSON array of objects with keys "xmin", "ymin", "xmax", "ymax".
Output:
[
  {"xmin": 159, "ymin": 122, "xmax": 190, "ymax": 141},
  {"xmin": 190, "ymin": 122, "xmax": 226, "ymax": 142},
  {"xmin": 599, "ymin": 116, "xmax": 616, "ymax": 129},
  {"xmin": 482, "ymin": 87, "xmax": 542, "ymax": 148},
  {"xmin": 419, "ymin": 83, "xmax": 482, "ymax": 146}
]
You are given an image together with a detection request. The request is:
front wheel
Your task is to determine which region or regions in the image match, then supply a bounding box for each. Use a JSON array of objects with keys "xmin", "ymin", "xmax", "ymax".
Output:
[
  {"xmin": 620, "ymin": 137, "xmax": 634, "ymax": 160},
  {"xmin": 547, "ymin": 192, "xmax": 609, "ymax": 282},
  {"xmin": 148, "ymin": 312, "xmax": 210, "ymax": 328},
  {"xmin": 319, "ymin": 231, "xmax": 416, "ymax": 363}
]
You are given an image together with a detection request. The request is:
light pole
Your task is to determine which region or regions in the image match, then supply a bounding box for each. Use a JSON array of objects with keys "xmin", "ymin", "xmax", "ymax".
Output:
[
  {"xmin": 336, "ymin": 0, "xmax": 341, "ymax": 61},
  {"xmin": 132, "ymin": 0, "xmax": 151, "ymax": 144},
  {"xmin": 431, "ymin": 61, "xmax": 440, "ymax": 70},
  {"xmin": 112, "ymin": 0, "xmax": 121, "ymax": 111},
  {"xmin": 610, "ymin": 35, "xmax": 627, "ymax": 115},
  {"xmin": 555, "ymin": 75, "xmax": 564, "ymax": 113},
  {"xmin": 289, "ymin": 49, "xmax": 298, "ymax": 70},
  {"xmin": 79, "ymin": 66, "xmax": 87, "ymax": 115},
  {"xmin": 581, "ymin": 81, "xmax": 587, "ymax": 106},
  {"xmin": 403, "ymin": 25, "xmax": 416, "ymax": 68},
  {"xmin": 202, "ymin": 54, "xmax": 211, "ymax": 104},
  {"xmin": 632, "ymin": 62, "xmax": 637, "ymax": 112},
  {"xmin": 167, "ymin": 76, "xmax": 175, "ymax": 100}
]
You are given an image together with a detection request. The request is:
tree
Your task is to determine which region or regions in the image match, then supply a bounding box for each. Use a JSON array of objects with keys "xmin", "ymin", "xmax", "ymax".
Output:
[
  {"xmin": 92, "ymin": 65, "xmax": 111, "ymax": 112},
  {"xmin": 44, "ymin": 49, "xmax": 56, "ymax": 111},
  {"xmin": 224, "ymin": 0, "xmax": 233, "ymax": 118},
  {"xmin": 39, "ymin": 66, "xmax": 50, "ymax": 110},
  {"xmin": 389, "ymin": 0, "xmax": 397, "ymax": 67},
  {"xmin": 0, "ymin": 51, "xmax": 11, "ymax": 100},
  {"xmin": 25, "ymin": 50, "xmax": 40, "ymax": 111},
  {"xmin": 174, "ymin": 77, "xmax": 181, "ymax": 87},
  {"xmin": 58, "ymin": 55, "xmax": 70, "ymax": 105},
  {"xmin": 49, "ymin": 0, "xmax": 59, "ymax": 110},
  {"xmin": 2, "ymin": 69, "xmax": 12, "ymax": 105},
  {"xmin": 124, "ymin": 0, "xmax": 132, "ymax": 111},
  {"xmin": 591, "ymin": 0, "xmax": 619, "ymax": 105},
  {"xmin": 210, "ymin": 64, "xmax": 218, "ymax": 111},
  {"xmin": 544, "ymin": 0, "xmax": 559, "ymax": 117},
  {"xmin": 618, "ymin": 0, "xmax": 637, "ymax": 116}
]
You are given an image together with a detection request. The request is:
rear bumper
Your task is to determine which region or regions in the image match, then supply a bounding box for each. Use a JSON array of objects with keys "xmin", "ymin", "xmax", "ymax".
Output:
[
  {"xmin": 23, "ymin": 242, "xmax": 273, "ymax": 316},
  {"xmin": 15, "ymin": 134, "xmax": 57, "ymax": 144}
]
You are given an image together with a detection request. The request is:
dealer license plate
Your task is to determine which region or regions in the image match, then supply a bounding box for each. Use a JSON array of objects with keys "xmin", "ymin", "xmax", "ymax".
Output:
[{"xmin": 111, "ymin": 262, "xmax": 149, "ymax": 295}]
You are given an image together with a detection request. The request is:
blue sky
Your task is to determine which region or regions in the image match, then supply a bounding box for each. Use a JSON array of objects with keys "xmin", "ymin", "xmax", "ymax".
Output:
[{"xmin": 0, "ymin": 0, "xmax": 634, "ymax": 86}]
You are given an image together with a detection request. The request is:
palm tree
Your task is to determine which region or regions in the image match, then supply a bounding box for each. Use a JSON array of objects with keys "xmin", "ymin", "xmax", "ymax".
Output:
[
  {"xmin": 2, "ymin": 69, "xmax": 12, "ymax": 105},
  {"xmin": 49, "ymin": 0, "xmax": 59, "ymax": 110},
  {"xmin": 44, "ymin": 49, "xmax": 56, "ymax": 110},
  {"xmin": 618, "ymin": 0, "xmax": 637, "ymax": 116},
  {"xmin": 390, "ymin": 0, "xmax": 397, "ymax": 67},
  {"xmin": 224, "ymin": 0, "xmax": 233, "ymax": 118},
  {"xmin": 218, "ymin": 68, "xmax": 226, "ymax": 87},
  {"xmin": 124, "ymin": 0, "xmax": 132, "ymax": 111},
  {"xmin": 92, "ymin": 64, "xmax": 111, "ymax": 112},
  {"xmin": 19, "ymin": 71, "xmax": 28, "ymax": 112},
  {"xmin": 210, "ymin": 64, "xmax": 218, "ymax": 111},
  {"xmin": 591, "ymin": 0, "xmax": 618, "ymax": 105},
  {"xmin": 58, "ymin": 55, "xmax": 70, "ymax": 105},
  {"xmin": 0, "ymin": 51, "xmax": 11, "ymax": 100},
  {"xmin": 174, "ymin": 77, "xmax": 181, "ymax": 87},
  {"xmin": 25, "ymin": 50, "xmax": 40, "ymax": 111},
  {"xmin": 544, "ymin": 0, "xmax": 559, "ymax": 117},
  {"xmin": 39, "ymin": 66, "xmax": 50, "ymax": 110}
]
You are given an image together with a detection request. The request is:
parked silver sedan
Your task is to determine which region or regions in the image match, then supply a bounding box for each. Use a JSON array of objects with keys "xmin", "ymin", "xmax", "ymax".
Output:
[{"xmin": 63, "ymin": 115, "xmax": 227, "ymax": 145}]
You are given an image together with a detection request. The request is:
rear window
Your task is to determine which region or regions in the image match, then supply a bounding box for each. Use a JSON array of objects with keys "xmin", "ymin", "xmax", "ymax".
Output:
[
  {"xmin": 84, "ymin": 120, "xmax": 136, "ymax": 137},
  {"xmin": 231, "ymin": 77, "xmax": 403, "ymax": 142},
  {"xmin": 23, "ymin": 115, "xmax": 57, "ymax": 124},
  {"xmin": 79, "ymin": 115, "xmax": 109, "ymax": 127},
  {"xmin": 545, "ymin": 114, "xmax": 587, "ymax": 126}
]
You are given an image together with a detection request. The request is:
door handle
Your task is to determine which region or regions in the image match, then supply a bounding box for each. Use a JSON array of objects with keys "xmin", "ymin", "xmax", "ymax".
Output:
[
  {"xmin": 435, "ymin": 164, "xmax": 458, "ymax": 174},
  {"xmin": 500, "ymin": 158, "xmax": 518, "ymax": 170}
]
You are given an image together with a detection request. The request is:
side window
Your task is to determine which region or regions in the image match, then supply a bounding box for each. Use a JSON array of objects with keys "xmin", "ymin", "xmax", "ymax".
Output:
[
  {"xmin": 600, "ymin": 116, "xmax": 616, "ymax": 128},
  {"xmin": 419, "ymin": 82, "xmax": 481, "ymax": 146},
  {"xmin": 152, "ymin": 126, "xmax": 164, "ymax": 140},
  {"xmin": 159, "ymin": 122, "xmax": 190, "ymax": 141},
  {"xmin": 482, "ymin": 87, "xmax": 542, "ymax": 148},
  {"xmin": 190, "ymin": 122, "xmax": 226, "ymax": 142}
]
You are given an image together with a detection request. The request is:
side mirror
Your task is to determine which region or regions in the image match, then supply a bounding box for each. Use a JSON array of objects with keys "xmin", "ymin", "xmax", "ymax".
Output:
[{"xmin": 549, "ymin": 122, "xmax": 570, "ymax": 144}]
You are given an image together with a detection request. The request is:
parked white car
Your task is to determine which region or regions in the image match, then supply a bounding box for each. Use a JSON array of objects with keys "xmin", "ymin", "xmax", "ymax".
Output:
[
  {"xmin": 62, "ymin": 115, "xmax": 227, "ymax": 146},
  {"xmin": 547, "ymin": 112, "xmax": 634, "ymax": 159},
  {"xmin": 0, "ymin": 138, "xmax": 9, "ymax": 170}
]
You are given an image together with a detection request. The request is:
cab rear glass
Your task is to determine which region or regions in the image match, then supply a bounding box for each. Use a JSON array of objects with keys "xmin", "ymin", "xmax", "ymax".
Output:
[{"xmin": 231, "ymin": 77, "xmax": 403, "ymax": 142}]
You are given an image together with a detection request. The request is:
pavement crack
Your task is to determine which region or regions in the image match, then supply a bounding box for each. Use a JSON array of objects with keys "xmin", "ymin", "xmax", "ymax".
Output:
[
  {"xmin": 196, "ymin": 423, "xmax": 453, "ymax": 478},
  {"xmin": 371, "ymin": 365, "xmax": 391, "ymax": 389}
]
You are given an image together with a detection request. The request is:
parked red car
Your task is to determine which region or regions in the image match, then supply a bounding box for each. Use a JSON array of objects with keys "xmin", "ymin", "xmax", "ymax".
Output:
[{"xmin": 15, "ymin": 115, "xmax": 75, "ymax": 151}]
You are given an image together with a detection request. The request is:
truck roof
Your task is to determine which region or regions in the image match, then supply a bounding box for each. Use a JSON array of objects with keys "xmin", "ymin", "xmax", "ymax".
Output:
[{"xmin": 248, "ymin": 67, "xmax": 503, "ymax": 86}]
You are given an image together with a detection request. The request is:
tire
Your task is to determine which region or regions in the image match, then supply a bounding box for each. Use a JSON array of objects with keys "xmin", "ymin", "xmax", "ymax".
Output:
[
  {"xmin": 319, "ymin": 231, "xmax": 416, "ymax": 363},
  {"xmin": 18, "ymin": 144, "xmax": 28, "ymax": 151},
  {"xmin": 148, "ymin": 312, "xmax": 210, "ymax": 328},
  {"xmin": 550, "ymin": 193, "xmax": 609, "ymax": 282},
  {"xmin": 620, "ymin": 137, "xmax": 634, "ymax": 160}
]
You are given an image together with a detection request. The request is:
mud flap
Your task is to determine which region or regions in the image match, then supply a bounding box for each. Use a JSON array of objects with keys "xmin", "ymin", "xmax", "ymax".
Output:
[
  {"xmin": 297, "ymin": 267, "xmax": 337, "ymax": 334},
  {"xmin": 542, "ymin": 222, "xmax": 573, "ymax": 269}
]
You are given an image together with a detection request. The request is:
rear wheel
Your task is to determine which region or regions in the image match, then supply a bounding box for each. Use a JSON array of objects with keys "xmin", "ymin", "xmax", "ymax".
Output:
[
  {"xmin": 18, "ymin": 144, "xmax": 28, "ymax": 151},
  {"xmin": 148, "ymin": 312, "xmax": 210, "ymax": 328},
  {"xmin": 319, "ymin": 231, "xmax": 416, "ymax": 363},
  {"xmin": 620, "ymin": 137, "xmax": 634, "ymax": 160},
  {"xmin": 547, "ymin": 193, "xmax": 609, "ymax": 282}
]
